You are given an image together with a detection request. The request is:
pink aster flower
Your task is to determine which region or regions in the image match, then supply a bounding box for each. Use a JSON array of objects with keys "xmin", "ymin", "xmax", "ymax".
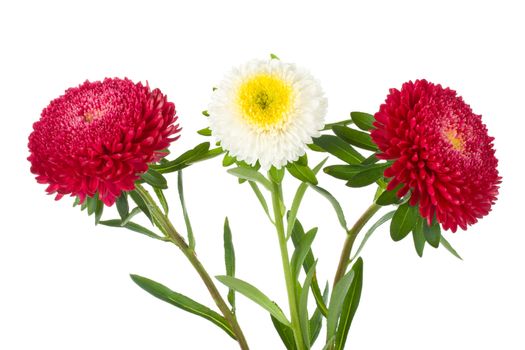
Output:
[
  {"xmin": 371, "ymin": 80, "xmax": 500, "ymax": 232},
  {"xmin": 28, "ymin": 78, "xmax": 180, "ymax": 206}
]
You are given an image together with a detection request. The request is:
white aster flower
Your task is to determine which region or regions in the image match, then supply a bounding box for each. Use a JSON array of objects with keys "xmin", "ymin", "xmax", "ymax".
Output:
[{"xmin": 208, "ymin": 59, "xmax": 327, "ymax": 170}]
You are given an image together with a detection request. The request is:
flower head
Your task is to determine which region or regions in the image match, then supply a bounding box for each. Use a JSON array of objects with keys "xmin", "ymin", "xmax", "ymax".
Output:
[
  {"xmin": 209, "ymin": 59, "xmax": 327, "ymax": 170},
  {"xmin": 28, "ymin": 78, "xmax": 180, "ymax": 206},
  {"xmin": 371, "ymin": 80, "xmax": 500, "ymax": 232}
]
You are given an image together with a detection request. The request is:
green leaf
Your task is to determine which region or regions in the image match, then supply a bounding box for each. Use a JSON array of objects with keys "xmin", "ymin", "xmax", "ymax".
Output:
[
  {"xmin": 222, "ymin": 153, "xmax": 236, "ymax": 167},
  {"xmin": 351, "ymin": 210, "xmax": 395, "ymax": 260},
  {"xmin": 322, "ymin": 119, "xmax": 354, "ymax": 131},
  {"xmin": 271, "ymin": 315, "xmax": 297, "ymax": 350},
  {"xmin": 129, "ymin": 190, "xmax": 153, "ymax": 224},
  {"xmin": 86, "ymin": 195, "xmax": 97, "ymax": 216},
  {"xmin": 248, "ymin": 181, "xmax": 274, "ymax": 223},
  {"xmin": 121, "ymin": 207, "xmax": 141, "ymax": 226},
  {"xmin": 177, "ymin": 171, "xmax": 195, "ymax": 250},
  {"xmin": 375, "ymin": 184, "xmax": 403, "ymax": 206},
  {"xmin": 100, "ymin": 219, "xmax": 165, "ymax": 241},
  {"xmin": 299, "ymin": 262, "xmax": 318, "ymax": 348},
  {"xmin": 335, "ymin": 258, "xmax": 363, "ymax": 350},
  {"xmin": 307, "ymin": 143, "xmax": 326, "ymax": 152},
  {"xmin": 309, "ymin": 184, "xmax": 348, "ymax": 230},
  {"xmin": 440, "ymin": 234, "xmax": 463, "ymax": 260},
  {"xmin": 362, "ymin": 153, "xmax": 380, "ymax": 165},
  {"xmin": 116, "ymin": 193, "xmax": 129, "ymax": 220},
  {"xmin": 423, "ymin": 218, "xmax": 441, "ymax": 248},
  {"xmin": 153, "ymin": 188, "xmax": 169, "ymax": 215},
  {"xmin": 291, "ymin": 228, "xmax": 318, "ymax": 279},
  {"xmin": 270, "ymin": 53, "xmax": 280, "ymax": 60},
  {"xmin": 223, "ymin": 217, "xmax": 236, "ymax": 311},
  {"xmin": 350, "ymin": 112, "xmax": 375, "ymax": 131},
  {"xmin": 150, "ymin": 142, "xmax": 223, "ymax": 174},
  {"xmin": 327, "ymin": 270, "xmax": 355, "ymax": 341},
  {"xmin": 269, "ymin": 166, "xmax": 286, "ymax": 184},
  {"xmin": 345, "ymin": 163, "xmax": 389, "ymax": 188},
  {"xmin": 286, "ymin": 157, "xmax": 328, "ymax": 240},
  {"xmin": 297, "ymin": 153, "xmax": 308, "ymax": 166},
  {"xmin": 309, "ymin": 283, "xmax": 329, "ymax": 345},
  {"xmin": 390, "ymin": 202, "xmax": 418, "ymax": 241},
  {"xmin": 412, "ymin": 217, "xmax": 426, "ymax": 257},
  {"xmin": 94, "ymin": 198, "xmax": 104, "ymax": 225},
  {"xmin": 313, "ymin": 135, "xmax": 364, "ymax": 165},
  {"xmin": 140, "ymin": 168, "xmax": 168, "ymax": 189},
  {"xmin": 202, "ymin": 110, "xmax": 210, "ymax": 117},
  {"xmin": 332, "ymin": 125, "xmax": 378, "ymax": 152},
  {"xmin": 197, "ymin": 127, "xmax": 212, "ymax": 136},
  {"xmin": 227, "ymin": 167, "xmax": 272, "ymax": 191},
  {"xmin": 130, "ymin": 275, "xmax": 236, "ymax": 339},
  {"xmin": 216, "ymin": 275, "xmax": 290, "ymax": 326},
  {"xmin": 323, "ymin": 164, "xmax": 362, "ymax": 180},
  {"xmin": 286, "ymin": 162, "xmax": 318, "ymax": 185}
]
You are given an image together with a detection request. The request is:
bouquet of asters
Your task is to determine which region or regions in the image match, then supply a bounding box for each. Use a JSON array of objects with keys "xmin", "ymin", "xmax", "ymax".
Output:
[{"xmin": 28, "ymin": 55, "xmax": 500, "ymax": 350}]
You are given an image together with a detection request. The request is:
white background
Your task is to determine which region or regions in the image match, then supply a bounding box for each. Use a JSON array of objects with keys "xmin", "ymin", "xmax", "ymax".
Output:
[{"xmin": 1, "ymin": 1, "xmax": 523, "ymax": 349}]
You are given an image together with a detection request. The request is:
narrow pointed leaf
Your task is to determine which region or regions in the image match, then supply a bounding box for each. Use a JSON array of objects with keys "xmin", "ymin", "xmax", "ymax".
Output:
[
  {"xmin": 94, "ymin": 199, "xmax": 104, "ymax": 225},
  {"xmin": 121, "ymin": 207, "xmax": 142, "ymax": 226},
  {"xmin": 350, "ymin": 112, "xmax": 375, "ymax": 131},
  {"xmin": 153, "ymin": 187, "xmax": 169, "ymax": 215},
  {"xmin": 216, "ymin": 275, "xmax": 290, "ymax": 326},
  {"xmin": 248, "ymin": 181, "xmax": 273, "ymax": 223},
  {"xmin": 177, "ymin": 171, "xmax": 195, "ymax": 249},
  {"xmin": 352, "ymin": 210, "xmax": 395, "ymax": 260},
  {"xmin": 309, "ymin": 184, "xmax": 348, "ymax": 230},
  {"xmin": 332, "ymin": 125, "xmax": 378, "ymax": 151},
  {"xmin": 223, "ymin": 153, "xmax": 236, "ymax": 167},
  {"xmin": 324, "ymin": 164, "xmax": 362, "ymax": 180},
  {"xmin": 140, "ymin": 168, "xmax": 168, "ymax": 189},
  {"xmin": 390, "ymin": 202, "xmax": 418, "ymax": 241},
  {"xmin": 223, "ymin": 217, "xmax": 236, "ymax": 310},
  {"xmin": 116, "ymin": 193, "xmax": 129, "ymax": 220},
  {"xmin": 129, "ymin": 190, "xmax": 153, "ymax": 224},
  {"xmin": 86, "ymin": 195, "xmax": 97, "ymax": 216},
  {"xmin": 322, "ymin": 119, "xmax": 354, "ymax": 131},
  {"xmin": 375, "ymin": 184, "xmax": 403, "ymax": 206},
  {"xmin": 286, "ymin": 162, "xmax": 318, "ymax": 185},
  {"xmin": 299, "ymin": 262, "xmax": 318, "ymax": 348},
  {"xmin": 150, "ymin": 142, "xmax": 224, "ymax": 174},
  {"xmin": 130, "ymin": 275, "xmax": 236, "ymax": 339},
  {"xmin": 269, "ymin": 166, "xmax": 285, "ymax": 184},
  {"xmin": 309, "ymin": 284, "xmax": 329, "ymax": 345},
  {"xmin": 327, "ymin": 270, "xmax": 355, "ymax": 341},
  {"xmin": 99, "ymin": 219, "xmax": 165, "ymax": 241},
  {"xmin": 345, "ymin": 163, "xmax": 389, "ymax": 188},
  {"xmin": 412, "ymin": 217, "xmax": 426, "ymax": 257},
  {"xmin": 291, "ymin": 228, "xmax": 318, "ymax": 279},
  {"xmin": 335, "ymin": 258, "xmax": 363, "ymax": 350},
  {"xmin": 313, "ymin": 135, "xmax": 364, "ymax": 165},
  {"xmin": 271, "ymin": 316, "xmax": 297, "ymax": 350},
  {"xmin": 423, "ymin": 218, "xmax": 441, "ymax": 248},
  {"xmin": 286, "ymin": 157, "xmax": 328, "ymax": 240},
  {"xmin": 227, "ymin": 167, "xmax": 272, "ymax": 191},
  {"xmin": 440, "ymin": 235, "xmax": 463, "ymax": 260}
]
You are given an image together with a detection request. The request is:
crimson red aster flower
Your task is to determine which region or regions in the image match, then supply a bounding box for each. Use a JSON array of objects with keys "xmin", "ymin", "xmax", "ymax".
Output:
[
  {"xmin": 371, "ymin": 80, "xmax": 500, "ymax": 232},
  {"xmin": 28, "ymin": 78, "xmax": 180, "ymax": 206}
]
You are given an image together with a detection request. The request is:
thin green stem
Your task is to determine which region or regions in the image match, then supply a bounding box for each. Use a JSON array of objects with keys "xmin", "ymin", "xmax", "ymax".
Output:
[
  {"xmin": 270, "ymin": 180, "xmax": 306, "ymax": 350},
  {"xmin": 333, "ymin": 203, "xmax": 381, "ymax": 287},
  {"xmin": 134, "ymin": 184, "xmax": 250, "ymax": 350}
]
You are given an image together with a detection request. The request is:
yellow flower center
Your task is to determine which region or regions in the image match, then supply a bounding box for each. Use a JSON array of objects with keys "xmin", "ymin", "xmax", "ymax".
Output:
[
  {"xmin": 237, "ymin": 74, "xmax": 293, "ymax": 130},
  {"xmin": 444, "ymin": 129, "xmax": 464, "ymax": 151}
]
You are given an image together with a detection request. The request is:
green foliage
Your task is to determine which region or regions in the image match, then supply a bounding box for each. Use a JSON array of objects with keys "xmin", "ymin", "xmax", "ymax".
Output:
[
  {"xmin": 223, "ymin": 217, "xmax": 236, "ymax": 311},
  {"xmin": 227, "ymin": 167, "xmax": 272, "ymax": 191},
  {"xmin": 216, "ymin": 275, "xmax": 290, "ymax": 326},
  {"xmin": 130, "ymin": 275, "xmax": 236, "ymax": 339},
  {"xmin": 99, "ymin": 219, "xmax": 165, "ymax": 241},
  {"xmin": 286, "ymin": 162, "xmax": 318, "ymax": 185},
  {"xmin": 150, "ymin": 142, "xmax": 223, "ymax": 174},
  {"xmin": 332, "ymin": 125, "xmax": 378, "ymax": 152},
  {"xmin": 140, "ymin": 168, "xmax": 168, "ymax": 189},
  {"xmin": 350, "ymin": 112, "xmax": 375, "ymax": 131},
  {"xmin": 412, "ymin": 217, "xmax": 426, "ymax": 257},
  {"xmin": 345, "ymin": 163, "xmax": 389, "ymax": 188},
  {"xmin": 313, "ymin": 135, "xmax": 364, "ymax": 165},
  {"xmin": 390, "ymin": 202, "xmax": 419, "ymax": 241},
  {"xmin": 177, "ymin": 171, "xmax": 195, "ymax": 249}
]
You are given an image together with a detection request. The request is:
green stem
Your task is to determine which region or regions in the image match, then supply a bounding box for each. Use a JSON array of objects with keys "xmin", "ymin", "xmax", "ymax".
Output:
[
  {"xmin": 333, "ymin": 203, "xmax": 381, "ymax": 287},
  {"xmin": 134, "ymin": 184, "xmax": 250, "ymax": 350},
  {"xmin": 270, "ymin": 180, "xmax": 306, "ymax": 350}
]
